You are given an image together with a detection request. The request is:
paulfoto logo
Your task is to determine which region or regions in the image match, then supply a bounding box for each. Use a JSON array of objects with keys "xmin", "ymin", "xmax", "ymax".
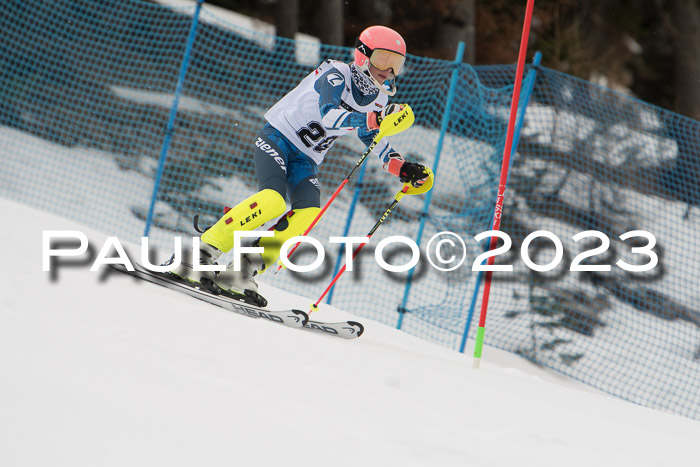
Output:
[{"xmin": 42, "ymin": 230, "xmax": 659, "ymax": 275}]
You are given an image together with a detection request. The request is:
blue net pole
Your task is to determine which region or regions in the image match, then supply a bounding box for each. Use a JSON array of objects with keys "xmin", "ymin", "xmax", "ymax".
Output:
[
  {"xmin": 459, "ymin": 51, "xmax": 543, "ymax": 353},
  {"xmin": 143, "ymin": 0, "xmax": 205, "ymax": 237},
  {"xmin": 396, "ymin": 42, "xmax": 466, "ymax": 330},
  {"xmin": 326, "ymin": 161, "xmax": 369, "ymax": 305}
]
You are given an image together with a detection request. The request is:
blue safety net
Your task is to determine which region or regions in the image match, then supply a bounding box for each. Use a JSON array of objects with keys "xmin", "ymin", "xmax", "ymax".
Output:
[{"xmin": 1, "ymin": 0, "xmax": 698, "ymax": 420}]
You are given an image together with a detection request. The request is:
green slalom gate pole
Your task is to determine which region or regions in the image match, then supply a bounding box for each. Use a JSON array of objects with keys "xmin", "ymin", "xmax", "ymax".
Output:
[{"xmin": 473, "ymin": 0, "xmax": 536, "ymax": 369}]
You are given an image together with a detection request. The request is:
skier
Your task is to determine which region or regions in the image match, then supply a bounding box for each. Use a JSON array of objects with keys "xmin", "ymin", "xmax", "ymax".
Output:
[{"xmin": 170, "ymin": 25, "xmax": 429, "ymax": 305}]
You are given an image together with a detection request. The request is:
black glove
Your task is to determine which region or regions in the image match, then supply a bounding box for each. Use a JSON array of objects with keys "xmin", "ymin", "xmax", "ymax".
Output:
[{"xmin": 399, "ymin": 161, "xmax": 429, "ymax": 188}]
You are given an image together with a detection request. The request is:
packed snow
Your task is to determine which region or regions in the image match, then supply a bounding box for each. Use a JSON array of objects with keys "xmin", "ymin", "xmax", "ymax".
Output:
[{"xmin": 2, "ymin": 197, "xmax": 700, "ymax": 467}]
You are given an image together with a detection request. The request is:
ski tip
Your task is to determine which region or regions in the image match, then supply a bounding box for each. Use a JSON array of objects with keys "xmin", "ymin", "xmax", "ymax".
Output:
[
  {"xmin": 347, "ymin": 320, "xmax": 364, "ymax": 337},
  {"xmin": 292, "ymin": 309, "xmax": 310, "ymax": 326}
]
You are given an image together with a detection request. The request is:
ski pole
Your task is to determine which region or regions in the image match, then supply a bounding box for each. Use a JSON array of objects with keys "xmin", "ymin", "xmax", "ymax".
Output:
[
  {"xmin": 310, "ymin": 184, "xmax": 410, "ymax": 312},
  {"xmin": 309, "ymin": 168, "xmax": 434, "ymax": 313},
  {"xmin": 274, "ymin": 104, "xmax": 415, "ymax": 274}
]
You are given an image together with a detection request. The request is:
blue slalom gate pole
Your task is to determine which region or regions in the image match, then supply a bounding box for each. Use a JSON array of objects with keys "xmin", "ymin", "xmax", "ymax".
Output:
[
  {"xmin": 396, "ymin": 41, "xmax": 465, "ymax": 330},
  {"xmin": 144, "ymin": 0, "xmax": 205, "ymax": 237},
  {"xmin": 458, "ymin": 51, "xmax": 542, "ymax": 353}
]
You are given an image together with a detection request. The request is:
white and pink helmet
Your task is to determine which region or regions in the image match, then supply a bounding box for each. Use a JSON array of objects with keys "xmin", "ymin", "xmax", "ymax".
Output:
[{"xmin": 354, "ymin": 25, "xmax": 406, "ymax": 96}]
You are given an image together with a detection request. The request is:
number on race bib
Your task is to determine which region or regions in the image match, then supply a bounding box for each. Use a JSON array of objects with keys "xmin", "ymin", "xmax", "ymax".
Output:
[{"xmin": 296, "ymin": 122, "xmax": 339, "ymax": 153}]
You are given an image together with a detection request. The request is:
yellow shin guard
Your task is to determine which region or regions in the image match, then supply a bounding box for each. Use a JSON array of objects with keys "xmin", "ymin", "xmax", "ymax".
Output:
[
  {"xmin": 257, "ymin": 207, "xmax": 321, "ymax": 271},
  {"xmin": 201, "ymin": 189, "xmax": 286, "ymax": 253}
]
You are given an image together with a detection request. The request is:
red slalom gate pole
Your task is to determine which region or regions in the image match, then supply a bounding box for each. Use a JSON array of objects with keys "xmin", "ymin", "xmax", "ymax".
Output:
[{"xmin": 472, "ymin": 0, "xmax": 536, "ymax": 369}]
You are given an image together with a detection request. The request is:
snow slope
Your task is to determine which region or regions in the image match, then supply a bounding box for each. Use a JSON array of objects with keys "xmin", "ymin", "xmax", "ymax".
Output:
[{"xmin": 2, "ymin": 199, "xmax": 700, "ymax": 466}]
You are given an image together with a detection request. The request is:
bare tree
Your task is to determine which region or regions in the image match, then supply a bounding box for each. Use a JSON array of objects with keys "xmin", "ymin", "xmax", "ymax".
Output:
[
  {"xmin": 317, "ymin": 0, "xmax": 344, "ymax": 46},
  {"xmin": 653, "ymin": 0, "xmax": 700, "ymax": 119},
  {"xmin": 671, "ymin": 0, "xmax": 700, "ymax": 120},
  {"xmin": 358, "ymin": 0, "xmax": 392, "ymax": 25},
  {"xmin": 433, "ymin": 0, "xmax": 476, "ymax": 62},
  {"xmin": 274, "ymin": 0, "xmax": 298, "ymax": 39}
]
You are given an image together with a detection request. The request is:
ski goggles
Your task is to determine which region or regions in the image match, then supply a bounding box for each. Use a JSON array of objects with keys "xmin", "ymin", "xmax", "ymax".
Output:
[
  {"xmin": 356, "ymin": 39, "xmax": 406, "ymax": 76},
  {"xmin": 369, "ymin": 49, "xmax": 405, "ymax": 76}
]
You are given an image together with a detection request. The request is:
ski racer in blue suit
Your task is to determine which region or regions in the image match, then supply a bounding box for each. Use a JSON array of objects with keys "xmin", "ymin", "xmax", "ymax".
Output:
[{"xmin": 170, "ymin": 25, "xmax": 429, "ymax": 305}]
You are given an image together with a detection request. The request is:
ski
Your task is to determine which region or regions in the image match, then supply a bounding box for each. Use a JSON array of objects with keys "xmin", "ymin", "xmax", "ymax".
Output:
[
  {"xmin": 107, "ymin": 263, "xmax": 364, "ymax": 339},
  {"xmin": 303, "ymin": 320, "xmax": 364, "ymax": 339},
  {"xmin": 108, "ymin": 263, "xmax": 308, "ymax": 328}
]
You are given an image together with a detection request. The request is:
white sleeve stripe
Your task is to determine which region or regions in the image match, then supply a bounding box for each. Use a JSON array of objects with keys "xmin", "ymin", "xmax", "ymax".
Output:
[
  {"xmin": 322, "ymin": 109, "xmax": 349, "ymax": 129},
  {"xmin": 372, "ymin": 140, "xmax": 390, "ymax": 157},
  {"xmin": 332, "ymin": 111, "xmax": 350, "ymax": 128}
]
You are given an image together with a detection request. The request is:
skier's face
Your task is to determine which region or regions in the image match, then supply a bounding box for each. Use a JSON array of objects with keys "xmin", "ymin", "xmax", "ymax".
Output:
[{"xmin": 369, "ymin": 64, "xmax": 394, "ymax": 84}]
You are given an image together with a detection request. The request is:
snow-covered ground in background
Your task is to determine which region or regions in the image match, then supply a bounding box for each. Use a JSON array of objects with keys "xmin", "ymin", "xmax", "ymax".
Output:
[
  {"xmin": 111, "ymin": 86, "xmax": 246, "ymax": 118},
  {"xmin": 0, "ymin": 127, "xmax": 155, "ymax": 240},
  {"xmin": 151, "ymin": 0, "xmax": 321, "ymax": 65},
  {"xmin": 522, "ymin": 103, "xmax": 678, "ymax": 165},
  {"xmin": 2, "ymin": 197, "xmax": 700, "ymax": 466}
]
